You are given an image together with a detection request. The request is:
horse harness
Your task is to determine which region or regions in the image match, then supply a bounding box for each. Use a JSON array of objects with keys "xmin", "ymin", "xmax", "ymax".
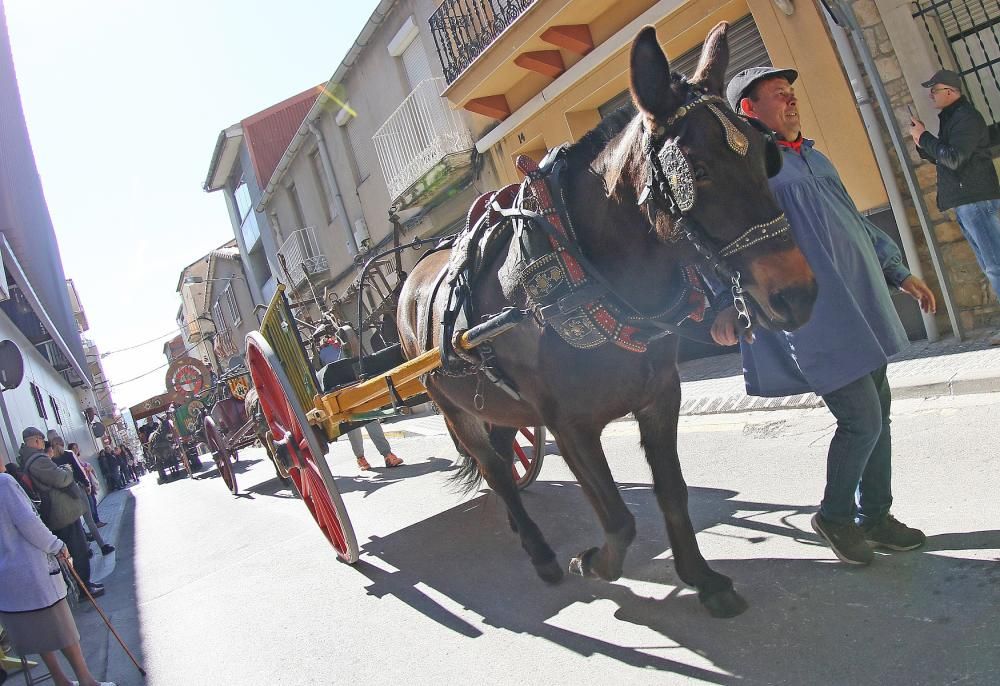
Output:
[{"xmin": 424, "ymin": 86, "xmax": 792, "ymax": 403}]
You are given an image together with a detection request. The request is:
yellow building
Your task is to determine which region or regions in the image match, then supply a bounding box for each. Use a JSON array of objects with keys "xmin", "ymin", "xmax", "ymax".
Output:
[{"xmin": 433, "ymin": 0, "xmax": 888, "ymax": 213}]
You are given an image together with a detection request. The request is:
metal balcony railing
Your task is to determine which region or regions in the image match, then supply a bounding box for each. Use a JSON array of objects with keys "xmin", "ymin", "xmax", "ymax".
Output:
[
  {"xmin": 373, "ymin": 78, "xmax": 475, "ymax": 202},
  {"xmin": 429, "ymin": 0, "xmax": 536, "ymax": 84},
  {"xmin": 278, "ymin": 227, "xmax": 329, "ymax": 289}
]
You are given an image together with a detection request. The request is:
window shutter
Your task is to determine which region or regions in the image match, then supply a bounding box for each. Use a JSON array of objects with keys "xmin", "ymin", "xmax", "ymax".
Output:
[{"xmin": 402, "ymin": 38, "xmax": 434, "ymax": 90}]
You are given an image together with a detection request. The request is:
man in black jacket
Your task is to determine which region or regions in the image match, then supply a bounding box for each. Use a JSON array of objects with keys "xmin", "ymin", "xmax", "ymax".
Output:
[{"xmin": 911, "ymin": 70, "xmax": 1000, "ymax": 340}]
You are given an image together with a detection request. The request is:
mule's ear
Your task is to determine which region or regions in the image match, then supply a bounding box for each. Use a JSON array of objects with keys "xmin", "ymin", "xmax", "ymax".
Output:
[
  {"xmin": 690, "ymin": 22, "xmax": 730, "ymax": 95},
  {"xmin": 630, "ymin": 26, "xmax": 678, "ymax": 119}
]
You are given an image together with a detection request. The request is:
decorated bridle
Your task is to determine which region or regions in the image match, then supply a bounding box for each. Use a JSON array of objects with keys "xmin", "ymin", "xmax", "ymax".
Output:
[{"xmin": 638, "ymin": 86, "xmax": 790, "ymax": 332}]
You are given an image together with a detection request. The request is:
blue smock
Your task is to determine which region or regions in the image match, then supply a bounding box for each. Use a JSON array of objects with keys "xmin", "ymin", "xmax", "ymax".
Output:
[{"xmin": 738, "ymin": 140, "xmax": 910, "ymax": 397}]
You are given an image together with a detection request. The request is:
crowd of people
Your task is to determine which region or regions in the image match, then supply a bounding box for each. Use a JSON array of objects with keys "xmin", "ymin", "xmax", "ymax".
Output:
[
  {"xmin": 97, "ymin": 445, "xmax": 141, "ymax": 492},
  {"xmin": 1, "ymin": 427, "xmax": 123, "ymax": 685}
]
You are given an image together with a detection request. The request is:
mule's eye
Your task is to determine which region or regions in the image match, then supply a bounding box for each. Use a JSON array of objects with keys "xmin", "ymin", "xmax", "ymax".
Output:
[{"xmin": 693, "ymin": 165, "xmax": 709, "ymax": 181}]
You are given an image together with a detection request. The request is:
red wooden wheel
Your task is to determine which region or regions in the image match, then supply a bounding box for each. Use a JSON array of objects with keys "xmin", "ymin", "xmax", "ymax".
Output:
[
  {"xmin": 204, "ymin": 415, "xmax": 238, "ymax": 495},
  {"xmin": 512, "ymin": 426, "xmax": 546, "ymax": 489},
  {"xmin": 246, "ymin": 332, "xmax": 359, "ymax": 563}
]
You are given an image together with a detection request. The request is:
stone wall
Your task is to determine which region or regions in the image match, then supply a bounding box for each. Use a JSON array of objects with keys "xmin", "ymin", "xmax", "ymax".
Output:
[{"xmin": 850, "ymin": 0, "xmax": 999, "ymax": 332}]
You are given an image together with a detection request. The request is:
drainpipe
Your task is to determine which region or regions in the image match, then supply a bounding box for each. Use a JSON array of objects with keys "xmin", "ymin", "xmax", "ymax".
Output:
[
  {"xmin": 823, "ymin": 11, "xmax": 939, "ymax": 342},
  {"xmin": 826, "ymin": 0, "xmax": 963, "ymax": 340},
  {"xmin": 308, "ymin": 121, "xmax": 359, "ymax": 257}
]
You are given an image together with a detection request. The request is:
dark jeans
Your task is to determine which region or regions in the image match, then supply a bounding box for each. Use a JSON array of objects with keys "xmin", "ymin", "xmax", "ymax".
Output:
[
  {"xmin": 819, "ymin": 364, "xmax": 893, "ymax": 525},
  {"xmin": 54, "ymin": 519, "xmax": 90, "ymax": 587}
]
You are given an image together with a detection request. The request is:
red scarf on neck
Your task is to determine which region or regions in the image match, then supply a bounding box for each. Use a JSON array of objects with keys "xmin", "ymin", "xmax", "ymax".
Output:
[{"xmin": 777, "ymin": 136, "xmax": 804, "ymax": 153}]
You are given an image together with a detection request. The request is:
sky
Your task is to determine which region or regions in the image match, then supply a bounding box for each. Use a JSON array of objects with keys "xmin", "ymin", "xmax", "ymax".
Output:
[{"xmin": 4, "ymin": 0, "xmax": 381, "ymax": 409}]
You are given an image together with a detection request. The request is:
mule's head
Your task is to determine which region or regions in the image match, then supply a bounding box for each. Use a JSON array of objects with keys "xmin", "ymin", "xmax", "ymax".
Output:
[{"xmin": 625, "ymin": 23, "xmax": 816, "ymax": 330}]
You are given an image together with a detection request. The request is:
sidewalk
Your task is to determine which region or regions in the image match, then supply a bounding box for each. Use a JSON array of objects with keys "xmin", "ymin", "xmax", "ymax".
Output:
[
  {"xmin": 384, "ymin": 327, "xmax": 1000, "ymax": 438},
  {"xmin": 676, "ymin": 326, "xmax": 1000, "ymax": 415}
]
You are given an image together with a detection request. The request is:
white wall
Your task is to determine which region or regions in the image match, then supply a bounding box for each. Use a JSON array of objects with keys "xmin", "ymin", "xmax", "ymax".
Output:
[{"xmin": 0, "ymin": 308, "xmax": 107, "ymax": 496}]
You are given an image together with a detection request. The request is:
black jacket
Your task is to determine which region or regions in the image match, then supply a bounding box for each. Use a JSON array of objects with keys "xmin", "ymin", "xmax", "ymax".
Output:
[{"xmin": 917, "ymin": 97, "xmax": 1000, "ymax": 211}]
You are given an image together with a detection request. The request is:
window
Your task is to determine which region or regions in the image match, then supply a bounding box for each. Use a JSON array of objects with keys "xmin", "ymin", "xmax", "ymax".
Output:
[
  {"xmin": 225, "ymin": 285, "xmax": 241, "ymax": 326},
  {"xmin": 309, "ymin": 150, "xmax": 333, "ymax": 224},
  {"xmin": 30, "ymin": 382, "xmax": 47, "ymax": 419},
  {"xmin": 234, "ymin": 177, "xmax": 252, "ymax": 221},
  {"xmin": 598, "ymin": 14, "xmax": 770, "ymax": 119},
  {"xmin": 286, "ymin": 182, "xmax": 307, "ymax": 230},
  {"xmin": 213, "ymin": 301, "xmax": 227, "ymax": 334},
  {"xmin": 346, "ymin": 116, "xmax": 377, "ymax": 184},
  {"xmin": 49, "ymin": 395, "xmax": 62, "ymax": 425},
  {"xmin": 913, "ymin": 0, "xmax": 1000, "ymax": 135}
]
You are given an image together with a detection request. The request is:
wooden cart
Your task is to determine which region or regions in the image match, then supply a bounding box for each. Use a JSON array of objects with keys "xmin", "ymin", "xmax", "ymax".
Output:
[{"xmin": 245, "ymin": 285, "xmax": 545, "ymax": 563}]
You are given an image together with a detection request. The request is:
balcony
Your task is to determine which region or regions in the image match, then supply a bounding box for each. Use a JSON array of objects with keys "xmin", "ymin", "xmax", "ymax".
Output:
[
  {"xmin": 278, "ymin": 227, "xmax": 329, "ymax": 291},
  {"xmin": 430, "ymin": 0, "xmax": 536, "ymax": 84},
  {"xmin": 372, "ymin": 78, "xmax": 475, "ymax": 208}
]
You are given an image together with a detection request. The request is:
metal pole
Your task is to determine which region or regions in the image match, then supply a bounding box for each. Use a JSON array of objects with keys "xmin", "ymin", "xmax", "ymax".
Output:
[
  {"xmin": 823, "ymin": 11, "xmax": 939, "ymax": 341},
  {"xmin": 829, "ymin": 0, "xmax": 964, "ymax": 340}
]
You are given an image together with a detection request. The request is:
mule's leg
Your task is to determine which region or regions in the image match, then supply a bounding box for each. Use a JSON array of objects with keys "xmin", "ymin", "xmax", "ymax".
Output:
[
  {"xmin": 555, "ymin": 425, "xmax": 636, "ymax": 582},
  {"xmin": 437, "ymin": 399, "xmax": 563, "ymax": 584},
  {"xmin": 634, "ymin": 379, "xmax": 749, "ymax": 618}
]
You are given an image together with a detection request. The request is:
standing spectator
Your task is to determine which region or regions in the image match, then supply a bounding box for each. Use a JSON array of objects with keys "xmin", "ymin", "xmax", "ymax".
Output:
[
  {"xmin": 121, "ymin": 444, "xmax": 138, "ymax": 481},
  {"xmin": 17, "ymin": 427, "xmax": 104, "ymax": 597},
  {"xmin": 911, "ymin": 69, "xmax": 1000, "ymax": 344},
  {"xmin": 113, "ymin": 447, "xmax": 131, "ymax": 487},
  {"xmin": 68, "ymin": 443, "xmax": 105, "ymax": 527},
  {"xmin": 717, "ymin": 67, "xmax": 936, "ymax": 566},
  {"xmin": 50, "ymin": 435, "xmax": 113, "ymax": 556},
  {"xmin": 334, "ymin": 321, "xmax": 404, "ymax": 471},
  {"xmin": 0, "ymin": 461, "xmax": 115, "ymax": 686},
  {"xmin": 97, "ymin": 447, "xmax": 118, "ymax": 491}
]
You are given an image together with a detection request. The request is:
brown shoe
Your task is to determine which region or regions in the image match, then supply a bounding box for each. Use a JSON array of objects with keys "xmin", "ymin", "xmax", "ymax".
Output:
[
  {"xmin": 383, "ymin": 452, "xmax": 403, "ymax": 468},
  {"xmin": 356, "ymin": 456, "xmax": 372, "ymax": 471}
]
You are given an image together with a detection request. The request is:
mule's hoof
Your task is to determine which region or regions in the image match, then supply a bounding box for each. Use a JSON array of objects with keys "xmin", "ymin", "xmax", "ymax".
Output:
[
  {"xmin": 535, "ymin": 559, "xmax": 564, "ymax": 584},
  {"xmin": 567, "ymin": 547, "xmax": 599, "ymax": 578},
  {"xmin": 701, "ymin": 588, "xmax": 749, "ymax": 618}
]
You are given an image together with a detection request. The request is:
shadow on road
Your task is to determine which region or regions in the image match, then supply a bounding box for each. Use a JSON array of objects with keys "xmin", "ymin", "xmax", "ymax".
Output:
[
  {"xmin": 355, "ymin": 481, "xmax": 1000, "ymax": 685},
  {"xmin": 333, "ymin": 456, "xmax": 457, "ymax": 498}
]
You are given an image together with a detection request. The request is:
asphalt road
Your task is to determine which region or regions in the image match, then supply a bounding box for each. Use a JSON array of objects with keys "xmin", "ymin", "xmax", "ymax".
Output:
[{"xmin": 72, "ymin": 393, "xmax": 999, "ymax": 686}]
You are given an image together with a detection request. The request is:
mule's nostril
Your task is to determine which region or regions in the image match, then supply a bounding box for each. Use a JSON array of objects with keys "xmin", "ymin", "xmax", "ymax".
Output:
[{"xmin": 769, "ymin": 282, "xmax": 818, "ymax": 330}]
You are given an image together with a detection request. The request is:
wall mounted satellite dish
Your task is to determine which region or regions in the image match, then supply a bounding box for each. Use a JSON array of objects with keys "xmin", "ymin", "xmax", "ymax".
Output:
[{"xmin": 0, "ymin": 340, "xmax": 24, "ymax": 391}]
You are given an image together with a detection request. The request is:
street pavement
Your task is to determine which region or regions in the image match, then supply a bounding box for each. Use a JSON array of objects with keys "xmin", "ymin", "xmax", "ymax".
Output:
[{"xmin": 16, "ymin": 331, "xmax": 999, "ymax": 685}]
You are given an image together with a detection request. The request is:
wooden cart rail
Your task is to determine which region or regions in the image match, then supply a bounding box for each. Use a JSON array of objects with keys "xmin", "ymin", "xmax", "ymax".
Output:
[{"xmin": 258, "ymin": 284, "xmax": 320, "ymax": 417}]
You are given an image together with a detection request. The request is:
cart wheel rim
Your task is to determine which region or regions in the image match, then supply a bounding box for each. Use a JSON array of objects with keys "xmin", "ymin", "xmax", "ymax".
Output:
[
  {"xmin": 246, "ymin": 332, "xmax": 359, "ymax": 563},
  {"xmin": 512, "ymin": 426, "xmax": 546, "ymax": 489},
  {"xmin": 204, "ymin": 417, "xmax": 238, "ymax": 495}
]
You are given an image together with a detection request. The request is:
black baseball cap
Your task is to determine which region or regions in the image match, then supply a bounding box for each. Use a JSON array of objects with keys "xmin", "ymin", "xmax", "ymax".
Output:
[
  {"xmin": 726, "ymin": 66, "xmax": 798, "ymax": 110},
  {"xmin": 921, "ymin": 69, "xmax": 962, "ymax": 90}
]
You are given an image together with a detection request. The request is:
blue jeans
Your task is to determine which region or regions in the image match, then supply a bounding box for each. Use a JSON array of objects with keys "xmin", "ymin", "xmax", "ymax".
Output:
[
  {"xmin": 955, "ymin": 198, "xmax": 1000, "ymax": 300},
  {"xmin": 819, "ymin": 365, "xmax": 893, "ymax": 524}
]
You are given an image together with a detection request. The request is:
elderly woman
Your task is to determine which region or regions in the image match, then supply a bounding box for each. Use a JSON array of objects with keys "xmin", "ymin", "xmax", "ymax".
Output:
[{"xmin": 0, "ymin": 461, "xmax": 114, "ymax": 686}]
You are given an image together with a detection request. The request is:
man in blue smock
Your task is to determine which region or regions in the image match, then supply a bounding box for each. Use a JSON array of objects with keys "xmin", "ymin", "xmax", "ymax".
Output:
[{"xmin": 713, "ymin": 67, "xmax": 937, "ymax": 566}]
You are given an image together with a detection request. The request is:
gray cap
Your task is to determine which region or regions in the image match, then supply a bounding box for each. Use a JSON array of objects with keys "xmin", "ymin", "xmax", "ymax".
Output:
[
  {"xmin": 726, "ymin": 66, "xmax": 798, "ymax": 110},
  {"xmin": 921, "ymin": 69, "xmax": 962, "ymax": 90},
  {"xmin": 22, "ymin": 426, "xmax": 44, "ymax": 441}
]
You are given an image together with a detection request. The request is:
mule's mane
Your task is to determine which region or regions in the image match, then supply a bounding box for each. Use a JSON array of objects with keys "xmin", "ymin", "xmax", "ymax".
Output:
[{"xmin": 566, "ymin": 73, "xmax": 692, "ymax": 203}]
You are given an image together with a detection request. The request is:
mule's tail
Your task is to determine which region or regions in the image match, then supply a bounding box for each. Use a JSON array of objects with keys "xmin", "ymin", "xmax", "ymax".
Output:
[{"xmin": 444, "ymin": 417, "xmax": 486, "ymax": 493}]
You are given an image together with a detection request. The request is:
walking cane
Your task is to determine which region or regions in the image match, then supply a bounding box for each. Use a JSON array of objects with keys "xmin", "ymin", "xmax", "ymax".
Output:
[{"xmin": 64, "ymin": 561, "xmax": 147, "ymax": 677}]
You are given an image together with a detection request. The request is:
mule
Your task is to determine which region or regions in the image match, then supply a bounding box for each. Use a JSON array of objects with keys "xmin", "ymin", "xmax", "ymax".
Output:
[{"xmin": 396, "ymin": 23, "xmax": 817, "ymax": 618}]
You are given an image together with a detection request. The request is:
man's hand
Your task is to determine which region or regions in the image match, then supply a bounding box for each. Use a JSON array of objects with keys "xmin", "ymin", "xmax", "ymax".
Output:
[
  {"xmin": 711, "ymin": 306, "xmax": 741, "ymax": 346},
  {"xmin": 57, "ymin": 546, "xmax": 70, "ymax": 562},
  {"xmin": 909, "ymin": 117, "xmax": 926, "ymax": 144},
  {"xmin": 901, "ymin": 275, "xmax": 937, "ymax": 313}
]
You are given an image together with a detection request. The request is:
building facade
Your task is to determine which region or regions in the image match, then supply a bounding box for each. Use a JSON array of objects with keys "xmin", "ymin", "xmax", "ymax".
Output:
[
  {"xmin": 251, "ymin": 0, "xmax": 498, "ymax": 334},
  {"xmin": 174, "ymin": 242, "xmax": 257, "ymax": 373},
  {"xmin": 428, "ymin": 0, "xmax": 1000, "ymax": 334},
  {"xmin": 204, "ymin": 87, "xmax": 321, "ymax": 309},
  {"xmin": 0, "ymin": 3, "xmax": 110, "ymax": 490}
]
